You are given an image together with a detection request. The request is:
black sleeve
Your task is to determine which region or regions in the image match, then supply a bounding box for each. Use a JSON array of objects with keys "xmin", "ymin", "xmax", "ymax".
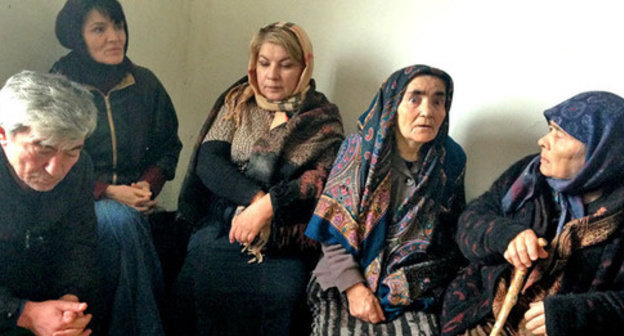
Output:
[
  {"xmin": 0, "ymin": 288, "xmax": 22, "ymax": 326},
  {"xmin": 544, "ymin": 290, "xmax": 624, "ymax": 336},
  {"xmin": 147, "ymin": 77, "xmax": 182, "ymax": 180},
  {"xmin": 196, "ymin": 140, "xmax": 263, "ymax": 206},
  {"xmin": 455, "ymin": 155, "xmax": 536, "ymax": 264},
  {"xmin": 54, "ymin": 155, "xmax": 98, "ymax": 301}
]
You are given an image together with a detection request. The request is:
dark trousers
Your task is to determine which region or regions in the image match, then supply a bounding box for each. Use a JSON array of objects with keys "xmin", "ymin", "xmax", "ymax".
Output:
[{"xmin": 95, "ymin": 200, "xmax": 165, "ymax": 336}]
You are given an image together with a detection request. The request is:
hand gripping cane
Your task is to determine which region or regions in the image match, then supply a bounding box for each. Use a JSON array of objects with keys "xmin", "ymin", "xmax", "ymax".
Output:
[{"xmin": 489, "ymin": 238, "xmax": 548, "ymax": 336}]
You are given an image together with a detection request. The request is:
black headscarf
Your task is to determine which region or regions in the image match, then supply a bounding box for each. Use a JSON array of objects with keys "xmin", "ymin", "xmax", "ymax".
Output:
[{"xmin": 54, "ymin": 0, "xmax": 132, "ymax": 93}]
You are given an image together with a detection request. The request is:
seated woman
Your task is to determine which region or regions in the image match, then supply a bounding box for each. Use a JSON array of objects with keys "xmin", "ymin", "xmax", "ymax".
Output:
[
  {"xmin": 173, "ymin": 22, "xmax": 344, "ymax": 335},
  {"xmin": 441, "ymin": 91, "xmax": 624, "ymax": 336},
  {"xmin": 52, "ymin": 0, "xmax": 182, "ymax": 334},
  {"xmin": 305, "ymin": 65, "xmax": 467, "ymax": 335}
]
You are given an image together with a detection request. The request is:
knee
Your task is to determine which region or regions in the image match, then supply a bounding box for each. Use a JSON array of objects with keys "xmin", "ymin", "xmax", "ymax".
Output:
[
  {"xmin": 95, "ymin": 200, "xmax": 146, "ymax": 233},
  {"xmin": 264, "ymin": 274, "xmax": 307, "ymax": 308}
]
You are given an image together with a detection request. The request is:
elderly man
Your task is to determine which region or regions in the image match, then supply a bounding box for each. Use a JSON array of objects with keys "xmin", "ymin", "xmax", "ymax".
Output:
[{"xmin": 0, "ymin": 71, "xmax": 98, "ymax": 336}]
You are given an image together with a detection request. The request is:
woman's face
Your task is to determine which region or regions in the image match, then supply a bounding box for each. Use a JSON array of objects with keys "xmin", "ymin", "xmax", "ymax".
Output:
[
  {"xmin": 538, "ymin": 121, "xmax": 587, "ymax": 179},
  {"xmin": 82, "ymin": 9, "xmax": 126, "ymax": 65},
  {"xmin": 255, "ymin": 42, "xmax": 303, "ymax": 101},
  {"xmin": 395, "ymin": 75, "xmax": 447, "ymax": 148}
]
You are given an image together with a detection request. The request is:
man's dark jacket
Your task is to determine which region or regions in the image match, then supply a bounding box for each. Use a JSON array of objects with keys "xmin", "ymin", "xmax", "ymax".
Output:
[{"xmin": 0, "ymin": 149, "xmax": 97, "ymax": 328}]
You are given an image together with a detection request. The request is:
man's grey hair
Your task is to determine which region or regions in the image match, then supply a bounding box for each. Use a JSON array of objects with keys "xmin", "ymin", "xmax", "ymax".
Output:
[{"xmin": 0, "ymin": 70, "xmax": 97, "ymax": 146}]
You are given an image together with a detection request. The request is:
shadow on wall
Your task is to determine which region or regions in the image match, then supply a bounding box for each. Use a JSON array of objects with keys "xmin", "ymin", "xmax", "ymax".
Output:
[
  {"xmin": 327, "ymin": 57, "xmax": 387, "ymax": 134},
  {"xmin": 461, "ymin": 103, "xmax": 545, "ymax": 201}
]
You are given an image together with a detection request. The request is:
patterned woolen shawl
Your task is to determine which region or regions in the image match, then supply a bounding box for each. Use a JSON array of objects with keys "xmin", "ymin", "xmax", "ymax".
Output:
[
  {"xmin": 177, "ymin": 22, "xmax": 343, "ymax": 234},
  {"xmin": 177, "ymin": 75, "xmax": 343, "ymax": 253},
  {"xmin": 502, "ymin": 91, "xmax": 624, "ymax": 233},
  {"xmin": 305, "ymin": 65, "xmax": 454, "ymax": 319}
]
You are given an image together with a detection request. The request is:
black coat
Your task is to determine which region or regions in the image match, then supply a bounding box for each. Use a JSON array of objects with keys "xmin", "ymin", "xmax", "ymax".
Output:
[
  {"xmin": 52, "ymin": 55, "xmax": 182, "ymax": 195},
  {"xmin": 0, "ymin": 150, "xmax": 97, "ymax": 326}
]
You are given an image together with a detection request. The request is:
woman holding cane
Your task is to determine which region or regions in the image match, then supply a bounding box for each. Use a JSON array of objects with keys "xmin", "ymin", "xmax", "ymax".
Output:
[{"xmin": 441, "ymin": 91, "xmax": 624, "ymax": 336}]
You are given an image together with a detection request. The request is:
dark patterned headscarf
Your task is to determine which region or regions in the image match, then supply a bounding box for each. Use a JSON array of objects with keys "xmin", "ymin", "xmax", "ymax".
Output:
[
  {"xmin": 502, "ymin": 91, "xmax": 624, "ymax": 233},
  {"xmin": 306, "ymin": 65, "xmax": 454, "ymax": 319}
]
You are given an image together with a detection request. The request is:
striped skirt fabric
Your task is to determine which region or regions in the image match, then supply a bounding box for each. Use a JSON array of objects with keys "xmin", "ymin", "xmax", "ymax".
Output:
[{"xmin": 307, "ymin": 279, "xmax": 440, "ymax": 335}]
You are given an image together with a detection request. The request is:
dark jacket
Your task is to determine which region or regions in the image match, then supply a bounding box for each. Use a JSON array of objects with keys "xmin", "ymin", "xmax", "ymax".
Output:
[
  {"xmin": 441, "ymin": 154, "xmax": 624, "ymax": 336},
  {"xmin": 0, "ymin": 149, "xmax": 97, "ymax": 327},
  {"xmin": 52, "ymin": 59, "xmax": 182, "ymax": 198}
]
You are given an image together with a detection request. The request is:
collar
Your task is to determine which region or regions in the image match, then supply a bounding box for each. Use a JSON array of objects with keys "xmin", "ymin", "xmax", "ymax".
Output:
[{"xmin": 84, "ymin": 72, "xmax": 136, "ymax": 95}]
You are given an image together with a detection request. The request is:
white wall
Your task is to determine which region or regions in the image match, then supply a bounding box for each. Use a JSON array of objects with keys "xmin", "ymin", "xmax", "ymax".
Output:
[
  {"xmin": 186, "ymin": 0, "xmax": 624, "ymax": 202},
  {"xmin": 2, "ymin": 0, "xmax": 623, "ymax": 208}
]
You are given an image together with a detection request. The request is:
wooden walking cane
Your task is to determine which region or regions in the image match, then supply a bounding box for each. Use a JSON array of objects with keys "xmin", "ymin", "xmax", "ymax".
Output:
[{"xmin": 489, "ymin": 238, "xmax": 548, "ymax": 336}]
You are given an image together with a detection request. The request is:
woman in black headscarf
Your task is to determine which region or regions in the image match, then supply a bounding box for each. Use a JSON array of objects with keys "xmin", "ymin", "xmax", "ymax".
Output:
[{"xmin": 51, "ymin": 1, "xmax": 182, "ymax": 335}]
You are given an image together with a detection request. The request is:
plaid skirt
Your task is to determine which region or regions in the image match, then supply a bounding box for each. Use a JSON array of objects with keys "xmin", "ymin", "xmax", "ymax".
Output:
[{"xmin": 307, "ymin": 278, "xmax": 440, "ymax": 335}]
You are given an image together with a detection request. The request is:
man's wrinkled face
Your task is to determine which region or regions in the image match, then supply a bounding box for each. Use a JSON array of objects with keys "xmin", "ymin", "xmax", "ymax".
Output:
[{"xmin": 0, "ymin": 127, "xmax": 84, "ymax": 191}]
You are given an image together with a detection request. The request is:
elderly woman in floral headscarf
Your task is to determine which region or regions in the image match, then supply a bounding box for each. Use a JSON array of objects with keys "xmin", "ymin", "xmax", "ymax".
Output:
[
  {"xmin": 441, "ymin": 91, "xmax": 624, "ymax": 336},
  {"xmin": 172, "ymin": 22, "xmax": 344, "ymax": 335},
  {"xmin": 306, "ymin": 65, "xmax": 467, "ymax": 335}
]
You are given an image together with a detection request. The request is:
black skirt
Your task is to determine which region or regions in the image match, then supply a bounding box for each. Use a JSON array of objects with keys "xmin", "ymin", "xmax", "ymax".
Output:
[{"xmin": 170, "ymin": 223, "xmax": 310, "ymax": 336}]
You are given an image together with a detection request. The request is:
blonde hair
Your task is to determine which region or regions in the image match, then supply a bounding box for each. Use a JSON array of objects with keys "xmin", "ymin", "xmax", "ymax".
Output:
[
  {"xmin": 250, "ymin": 25, "xmax": 304, "ymax": 67},
  {"xmin": 225, "ymin": 23, "xmax": 313, "ymax": 126}
]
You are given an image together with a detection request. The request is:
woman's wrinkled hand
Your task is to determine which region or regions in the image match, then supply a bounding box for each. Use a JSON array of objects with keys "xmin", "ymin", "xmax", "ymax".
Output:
[
  {"xmin": 503, "ymin": 229, "xmax": 548, "ymax": 270},
  {"xmin": 345, "ymin": 283, "xmax": 386, "ymax": 324},
  {"xmin": 525, "ymin": 301, "xmax": 548, "ymax": 335},
  {"xmin": 229, "ymin": 192, "xmax": 273, "ymax": 245}
]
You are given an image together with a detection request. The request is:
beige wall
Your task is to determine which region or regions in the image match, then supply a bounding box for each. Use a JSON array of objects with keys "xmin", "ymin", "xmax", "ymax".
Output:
[
  {"xmin": 2, "ymin": 0, "xmax": 624, "ymax": 208},
  {"xmin": 185, "ymin": 0, "xmax": 624, "ymax": 202}
]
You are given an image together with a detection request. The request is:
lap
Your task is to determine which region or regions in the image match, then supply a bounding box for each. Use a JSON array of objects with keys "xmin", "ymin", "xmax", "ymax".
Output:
[
  {"xmin": 173, "ymin": 224, "xmax": 310, "ymax": 335},
  {"xmin": 95, "ymin": 199, "xmax": 146, "ymax": 228},
  {"xmin": 307, "ymin": 278, "xmax": 440, "ymax": 336},
  {"xmin": 186, "ymin": 227, "xmax": 308, "ymax": 305},
  {"xmin": 94, "ymin": 199, "xmax": 150, "ymax": 242},
  {"xmin": 457, "ymin": 319, "xmax": 515, "ymax": 336}
]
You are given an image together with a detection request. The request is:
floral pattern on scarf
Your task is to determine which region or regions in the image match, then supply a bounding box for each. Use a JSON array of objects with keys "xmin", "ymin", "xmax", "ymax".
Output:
[{"xmin": 306, "ymin": 65, "xmax": 464, "ymax": 319}]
